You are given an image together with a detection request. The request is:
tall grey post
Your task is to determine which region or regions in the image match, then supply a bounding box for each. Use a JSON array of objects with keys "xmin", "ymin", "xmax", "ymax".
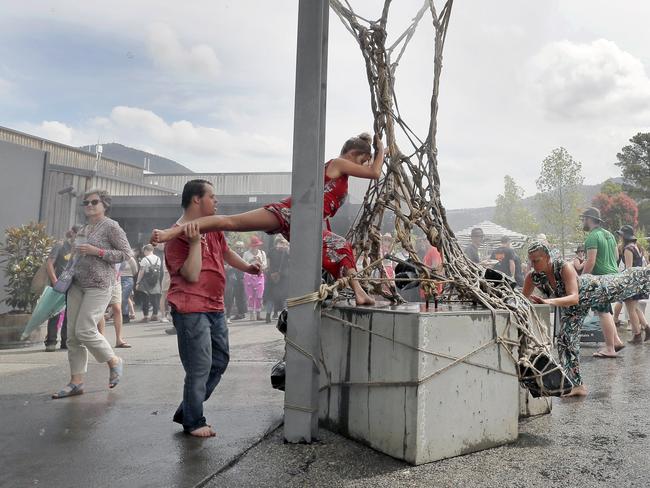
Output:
[{"xmin": 284, "ymin": 0, "xmax": 329, "ymax": 443}]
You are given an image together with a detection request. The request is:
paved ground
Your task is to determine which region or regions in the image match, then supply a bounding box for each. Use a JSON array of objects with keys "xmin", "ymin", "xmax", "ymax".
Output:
[
  {"xmin": 0, "ymin": 316, "xmax": 285, "ymax": 488},
  {"xmin": 3, "ymin": 317, "xmax": 650, "ymax": 487},
  {"xmin": 211, "ymin": 332, "xmax": 650, "ymax": 488}
]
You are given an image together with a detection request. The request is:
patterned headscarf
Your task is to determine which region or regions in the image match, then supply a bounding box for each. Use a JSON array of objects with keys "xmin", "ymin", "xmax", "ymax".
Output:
[{"xmin": 527, "ymin": 240, "xmax": 550, "ymax": 256}]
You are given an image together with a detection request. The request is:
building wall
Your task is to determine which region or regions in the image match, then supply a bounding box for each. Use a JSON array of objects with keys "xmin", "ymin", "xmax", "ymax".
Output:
[
  {"xmin": 0, "ymin": 141, "xmax": 47, "ymax": 313},
  {"xmin": 0, "ymin": 125, "xmax": 143, "ymax": 181},
  {"xmin": 144, "ymin": 173, "xmax": 293, "ymax": 196}
]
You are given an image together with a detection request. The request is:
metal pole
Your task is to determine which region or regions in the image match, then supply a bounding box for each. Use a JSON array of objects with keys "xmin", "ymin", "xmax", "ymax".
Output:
[{"xmin": 284, "ymin": 0, "xmax": 329, "ymax": 443}]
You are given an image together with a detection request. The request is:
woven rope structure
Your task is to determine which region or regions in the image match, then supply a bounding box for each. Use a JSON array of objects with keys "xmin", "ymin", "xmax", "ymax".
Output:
[{"xmin": 328, "ymin": 0, "xmax": 571, "ymax": 396}]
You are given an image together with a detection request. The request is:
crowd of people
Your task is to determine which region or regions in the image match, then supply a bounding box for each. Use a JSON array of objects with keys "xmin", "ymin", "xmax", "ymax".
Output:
[
  {"xmin": 44, "ymin": 131, "xmax": 382, "ymax": 437},
  {"xmin": 39, "ymin": 129, "xmax": 650, "ymax": 437}
]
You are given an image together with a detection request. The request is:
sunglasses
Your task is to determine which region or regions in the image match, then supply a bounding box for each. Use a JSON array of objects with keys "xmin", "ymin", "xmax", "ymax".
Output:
[{"xmin": 81, "ymin": 199, "xmax": 101, "ymax": 207}]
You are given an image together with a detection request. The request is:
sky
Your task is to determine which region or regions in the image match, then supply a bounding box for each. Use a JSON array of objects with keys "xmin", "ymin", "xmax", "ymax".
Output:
[{"xmin": 2, "ymin": 0, "xmax": 650, "ymax": 209}]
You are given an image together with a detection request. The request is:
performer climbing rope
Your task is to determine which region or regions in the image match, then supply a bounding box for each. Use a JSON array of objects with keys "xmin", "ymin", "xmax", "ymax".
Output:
[
  {"xmin": 151, "ymin": 133, "xmax": 385, "ymax": 307},
  {"xmin": 523, "ymin": 241, "xmax": 650, "ymax": 397}
]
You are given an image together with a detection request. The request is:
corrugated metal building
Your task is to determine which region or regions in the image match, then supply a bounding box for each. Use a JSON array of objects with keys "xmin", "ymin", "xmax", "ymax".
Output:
[{"xmin": 0, "ymin": 126, "xmax": 176, "ymax": 238}]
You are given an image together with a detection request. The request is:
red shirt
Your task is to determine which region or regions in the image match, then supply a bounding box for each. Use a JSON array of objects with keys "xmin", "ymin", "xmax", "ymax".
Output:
[
  {"xmin": 423, "ymin": 246, "xmax": 444, "ymax": 295},
  {"xmin": 165, "ymin": 229, "xmax": 228, "ymax": 313}
]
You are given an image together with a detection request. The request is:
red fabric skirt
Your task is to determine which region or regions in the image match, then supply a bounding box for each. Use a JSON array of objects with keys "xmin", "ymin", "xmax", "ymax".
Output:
[{"xmin": 264, "ymin": 201, "xmax": 356, "ymax": 278}]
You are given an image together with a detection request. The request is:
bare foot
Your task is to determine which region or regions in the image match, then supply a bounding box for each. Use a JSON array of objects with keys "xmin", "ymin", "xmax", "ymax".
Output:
[
  {"xmin": 562, "ymin": 385, "xmax": 588, "ymax": 397},
  {"xmin": 355, "ymin": 291, "xmax": 375, "ymax": 306},
  {"xmin": 150, "ymin": 229, "xmax": 162, "ymax": 245},
  {"xmin": 188, "ymin": 426, "xmax": 216, "ymax": 438}
]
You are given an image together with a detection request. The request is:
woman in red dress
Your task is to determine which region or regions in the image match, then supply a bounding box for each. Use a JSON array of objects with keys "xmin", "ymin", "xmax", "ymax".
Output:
[{"xmin": 152, "ymin": 133, "xmax": 384, "ymax": 306}]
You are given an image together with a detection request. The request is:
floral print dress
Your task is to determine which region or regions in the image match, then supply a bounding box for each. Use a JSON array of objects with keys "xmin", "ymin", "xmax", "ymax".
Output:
[{"xmin": 263, "ymin": 161, "xmax": 355, "ymax": 278}]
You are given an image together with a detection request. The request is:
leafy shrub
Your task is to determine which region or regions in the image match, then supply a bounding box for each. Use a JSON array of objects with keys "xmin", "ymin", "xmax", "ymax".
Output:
[{"xmin": 0, "ymin": 222, "xmax": 55, "ymax": 313}]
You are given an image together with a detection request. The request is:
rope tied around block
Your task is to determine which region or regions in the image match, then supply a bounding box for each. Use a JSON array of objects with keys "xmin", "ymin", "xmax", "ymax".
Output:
[{"xmin": 282, "ymin": 308, "xmax": 521, "ymax": 412}]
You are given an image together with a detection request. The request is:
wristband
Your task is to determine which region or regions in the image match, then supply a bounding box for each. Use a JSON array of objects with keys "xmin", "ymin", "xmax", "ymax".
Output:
[{"xmin": 98, "ymin": 249, "xmax": 106, "ymax": 258}]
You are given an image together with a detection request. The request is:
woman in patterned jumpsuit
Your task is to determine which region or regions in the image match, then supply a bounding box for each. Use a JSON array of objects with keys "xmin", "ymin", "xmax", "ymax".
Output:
[
  {"xmin": 523, "ymin": 241, "xmax": 650, "ymax": 397},
  {"xmin": 151, "ymin": 133, "xmax": 384, "ymax": 306}
]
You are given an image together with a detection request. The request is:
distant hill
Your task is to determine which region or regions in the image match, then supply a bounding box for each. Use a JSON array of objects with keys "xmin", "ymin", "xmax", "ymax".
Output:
[
  {"xmin": 79, "ymin": 143, "xmax": 193, "ymax": 174},
  {"xmin": 446, "ymin": 178, "xmax": 624, "ymax": 232}
]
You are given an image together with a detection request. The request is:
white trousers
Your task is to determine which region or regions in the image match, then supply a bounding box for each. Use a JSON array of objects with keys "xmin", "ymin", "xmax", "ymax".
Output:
[{"xmin": 66, "ymin": 284, "xmax": 114, "ymax": 375}]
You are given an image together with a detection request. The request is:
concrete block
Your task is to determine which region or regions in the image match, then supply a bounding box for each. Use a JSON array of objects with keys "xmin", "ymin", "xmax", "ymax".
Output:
[{"xmin": 319, "ymin": 304, "xmax": 521, "ymax": 465}]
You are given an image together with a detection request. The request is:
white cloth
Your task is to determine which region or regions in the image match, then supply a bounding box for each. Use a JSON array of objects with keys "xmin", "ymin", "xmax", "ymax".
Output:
[{"xmin": 243, "ymin": 249, "xmax": 267, "ymax": 271}]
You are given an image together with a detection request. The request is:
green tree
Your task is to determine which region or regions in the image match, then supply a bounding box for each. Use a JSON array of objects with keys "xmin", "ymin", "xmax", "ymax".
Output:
[
  {"xmin": 536, "ymin": 147, "xmax": 584, "ymax": 258},
  {"xmin": 615, "ymin": 132, "xmax": 650, "ymax": 199},
  {"xmin": 493, "ymin": 175, "xmax": 539, "ymax": 235},
  {"xmin": 599, "ymin": 178, "xmax": 623, "ymax": 197}
]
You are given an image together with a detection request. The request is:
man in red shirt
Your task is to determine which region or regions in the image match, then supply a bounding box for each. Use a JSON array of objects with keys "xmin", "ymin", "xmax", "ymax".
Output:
[{"xmin": 164, "ymin": 179, "xmax": 260, "ymax": 438}]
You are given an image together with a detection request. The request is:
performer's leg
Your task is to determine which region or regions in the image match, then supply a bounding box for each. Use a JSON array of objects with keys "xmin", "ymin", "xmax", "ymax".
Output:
[
  {"xmin": 559, "ymin": 311, "xmax": 588, "ymax": 397},
  {"xmin": 322, "ymin": 230, "xmax": 375, "ymax": 306},
  {"xmin": 154, "ymin": 209, "xmax": 280, "ymax": 243}
]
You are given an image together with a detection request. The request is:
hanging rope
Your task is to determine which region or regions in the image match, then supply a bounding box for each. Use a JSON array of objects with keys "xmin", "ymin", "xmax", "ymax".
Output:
[{"xmin": 322, "ymin": 0, "xmax": 570, "ymax": 396}]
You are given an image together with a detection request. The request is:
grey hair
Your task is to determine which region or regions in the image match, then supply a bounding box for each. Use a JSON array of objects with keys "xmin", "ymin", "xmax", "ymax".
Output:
[
  {"xmin": 83, "ymin": 188, "xmax": 111, "ymax": 214},
  {"xmin": 527, "ymin": 240, "xmax": 550, "ymax": 256}
]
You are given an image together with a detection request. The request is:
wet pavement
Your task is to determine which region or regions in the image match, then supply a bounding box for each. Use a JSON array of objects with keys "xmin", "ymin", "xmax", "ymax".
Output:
[
  {"xmin": 211, "ymin": 333, "xmax": 650, "ymax": 488},
  {"xmin": 0, "ymin": 317, "xmax": 285, "ymax": 488},
  {"xmin": 3, "ymin": 317, "xmax": 650, "ymax": 487}
]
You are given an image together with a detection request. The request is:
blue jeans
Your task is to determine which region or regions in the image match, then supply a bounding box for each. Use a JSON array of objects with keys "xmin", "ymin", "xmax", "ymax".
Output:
[
  {"xmin": 120, "ymin": 276, "xmax": 134, "ymax": 321},
  {"xmin": 171, "ymin": 310, "xmax": 229, "ymax": 432}
]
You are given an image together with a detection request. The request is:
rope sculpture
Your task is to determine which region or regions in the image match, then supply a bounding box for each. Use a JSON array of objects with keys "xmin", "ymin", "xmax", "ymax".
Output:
[{"xmin": 327, "ymin": 0, "xmax": 572, "ymax": 397}]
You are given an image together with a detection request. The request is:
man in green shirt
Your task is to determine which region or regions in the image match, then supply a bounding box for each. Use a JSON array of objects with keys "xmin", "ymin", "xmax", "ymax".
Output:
[{"xmin": 581, "ymin": 207, "xmax": 625, "ymax": 357}]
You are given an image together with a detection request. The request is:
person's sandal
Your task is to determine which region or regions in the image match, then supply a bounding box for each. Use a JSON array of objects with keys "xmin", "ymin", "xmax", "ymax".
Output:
[
  {"xmin": 52, "ymin": 383, "xmax": 84, "ymax": 399},
  {"xmin": 115, "ymin": 342, "xmax": 132, "ymax": 348},
  {"xmin": 109, "ymin": 358, "xmax": 124, "ymax": 389}
]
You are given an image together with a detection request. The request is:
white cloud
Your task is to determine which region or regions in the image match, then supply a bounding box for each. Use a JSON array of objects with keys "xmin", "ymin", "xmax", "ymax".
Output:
[
  {"xmin": 0, "ymin": 77, "xmax": 12, "ymax": 97},
  {"xmin": 17, "ymin": 120, "xmax": 74, "ymax": 145},
  {"xmin": 527, "ymin": 39, "xmax": 650, "ymax": 121},
  {"xmin": 146, "ymin": 23, "xmax": 221, "ymax": 80},
  {"xmin": 17, "ymin": 106, "xmax": 291, "ymax": 172}
]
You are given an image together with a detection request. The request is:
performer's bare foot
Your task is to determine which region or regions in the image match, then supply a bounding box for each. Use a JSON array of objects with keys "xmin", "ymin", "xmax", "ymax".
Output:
[
  {"xmin": 562, "ymin": 385, "xmax": 588, "ymax": 397},
  {"xmin": 355, "ymin": 291, "xmax": 376, "ymax": 306},
  {"xmin": 150, "ymin": 228, "xmax": 175, "ymax": 245},
  {"xmin": 188, "ymin": 426, "xmax": 216, "ymax": 437},
  {"xmin": 348, "ymin": 273, "xmax": 375, "ymax": 306}
]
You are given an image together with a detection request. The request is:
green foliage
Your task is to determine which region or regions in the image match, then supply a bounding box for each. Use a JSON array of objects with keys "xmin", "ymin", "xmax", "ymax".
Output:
[
  {"xmin": 635, "ymin": 228, "xmax": 648, "ymax": 255},
  {"xmin": 599, "ymin": 179, "xmax": 623, "ymax": 197},
  {"xmin": 615, "ymin": 132, "xmax": 650, "ymax": 199},
  {"xmin": 493, "ymin": 175, "xmax": 539, "ymax": 236},
  {"xmin": 536, "ymin": 147, "xmax": 585, "ymax": 258},
  {"xmin": 0, "ymin": 222, "xmax": 55, "ymax": 313},
  {"xmin": 637, "ymin": 200, "xmax": 650, "ymax": 232}
]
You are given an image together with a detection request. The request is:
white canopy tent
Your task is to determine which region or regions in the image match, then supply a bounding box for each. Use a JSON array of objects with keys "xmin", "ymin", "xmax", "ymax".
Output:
[{"xmin": 455, "ymin": 220, "xmax": 530, "ymax": 254}]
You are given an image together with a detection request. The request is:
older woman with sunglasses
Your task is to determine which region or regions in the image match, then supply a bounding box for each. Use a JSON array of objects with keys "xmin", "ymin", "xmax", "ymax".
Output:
[{"xmin": 52, "ymin": 189, "xmax": 133, "ymax": 399}]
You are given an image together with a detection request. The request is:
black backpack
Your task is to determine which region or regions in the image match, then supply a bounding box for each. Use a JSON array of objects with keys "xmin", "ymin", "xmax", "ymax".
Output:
[{"xmin": 143, "ymin": 256, "xmax": 161, "ymax": 288}]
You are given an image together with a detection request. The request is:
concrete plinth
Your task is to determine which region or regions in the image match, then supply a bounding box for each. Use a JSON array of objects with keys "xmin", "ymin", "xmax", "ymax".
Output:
[{"xmin": 319, "ymin": 303, "xmax": 522, "ymax": 465}]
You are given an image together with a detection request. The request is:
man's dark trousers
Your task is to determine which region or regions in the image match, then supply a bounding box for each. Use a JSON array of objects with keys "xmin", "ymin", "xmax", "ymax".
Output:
[{"xmin": 171, "ymin": 310, "xmax": 229, "ymax": 432}]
